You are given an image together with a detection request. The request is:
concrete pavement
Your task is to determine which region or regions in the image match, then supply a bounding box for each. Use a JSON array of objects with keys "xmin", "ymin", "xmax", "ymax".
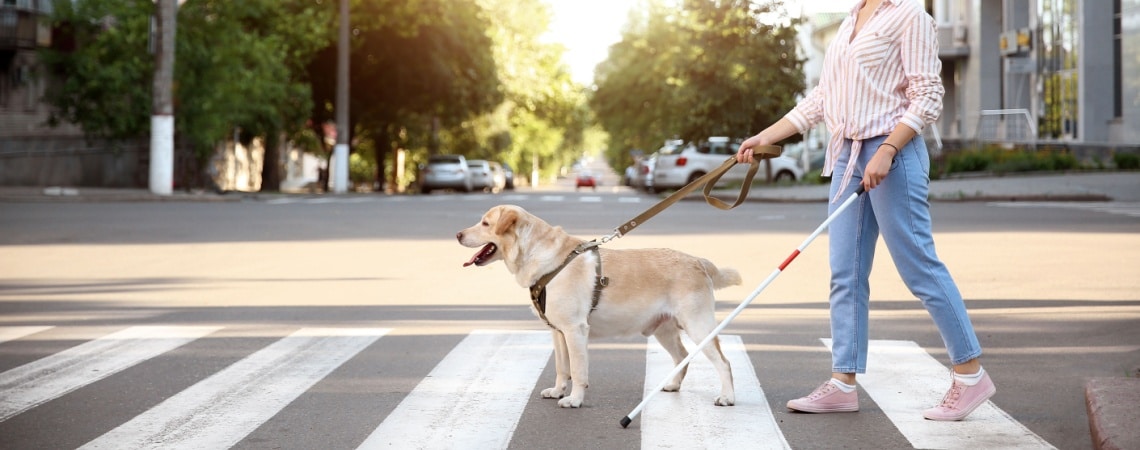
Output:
[{"xmin": 1, "ymin": 170, "xmax": 1137, "ymax": 449}]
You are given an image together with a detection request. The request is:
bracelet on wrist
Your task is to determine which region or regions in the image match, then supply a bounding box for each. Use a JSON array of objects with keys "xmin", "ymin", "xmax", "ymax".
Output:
[{"xmin": 879, "ymin": 142, "xmax": 899, "ymax": 156}]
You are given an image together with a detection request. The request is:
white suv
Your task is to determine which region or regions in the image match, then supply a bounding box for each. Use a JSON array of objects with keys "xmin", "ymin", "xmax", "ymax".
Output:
[{"xmin": 651, "ymin": 137, "xmax": 803, "ymax": 190}]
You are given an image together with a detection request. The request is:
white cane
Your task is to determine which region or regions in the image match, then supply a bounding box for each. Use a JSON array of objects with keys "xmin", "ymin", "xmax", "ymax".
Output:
[{"xmin": 620, "ymin": 185, "xmax": 866, "ymax": 428}]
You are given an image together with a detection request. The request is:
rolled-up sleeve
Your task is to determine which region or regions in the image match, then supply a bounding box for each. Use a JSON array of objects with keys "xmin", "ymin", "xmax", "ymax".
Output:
[
  {"xmin": 900, "ymin": 13, "xmax": 944, "ymax": 134},
  {"xmin": 785, "ymin": 80, "xmax": 827, "ymax": 134}
]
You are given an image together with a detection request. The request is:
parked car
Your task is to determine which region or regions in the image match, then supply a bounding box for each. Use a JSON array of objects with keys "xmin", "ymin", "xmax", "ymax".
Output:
[
  {"xmin": 468, "ymin": 159, "xmax": 506, "ymax": 193},
  {"xmin": 652, "ymin": 137, "xmax": 803, "ymax": 190},
  {"xmin": 630, "ymin": 153, "xmax": 658, "ymax": 193},
  {"xmin": 420, "ymin": 154, "xmax": 472, "ymax": 194},
  {"xmin": 782, "ymin": 141, "xmax": 826, "ymax": 173},
  {"xmin": 500, "ymin": 162, "xmax": 516, "ymax": 189},
  {"xmin": 575, "ymin": 171, "xmax": 598, "ymax": 190}
]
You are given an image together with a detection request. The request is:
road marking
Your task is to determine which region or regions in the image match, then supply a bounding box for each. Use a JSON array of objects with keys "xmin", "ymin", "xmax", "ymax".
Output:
[
  {"xmin": 80, "ymin": 328, "xmax": 388, "ymax": 450},
  {"xmin": 990, "ymin": 201, "xmax": 1140, "ymax": 218},
  {"xmin": 619, "ymin": 197, "xmax": 643, "ymax": 203},
  {"xmin": 357, "ymin": 330, "xmax": 551, "ymax": 450},
  {"xmin": 643, "ymin": 335, "xmax": 790, "ymax": 450},
  {"xmin": 823, "ymin": 339, "xmax": 1055, "ymax": 449},
  {"xmin": 0, "ymin": 326, "xmax": 53, "ymax": 344},
  {"xmin": 581, "ymin": 196, "xmax": 603, "ymax": 202},
  {"xmin": 540, "ymin": 195, "xmax": 565, "ymax": 202},
  {"xmin": 0, "ymin": 326, "xmax": 219, "ymax": 422}
]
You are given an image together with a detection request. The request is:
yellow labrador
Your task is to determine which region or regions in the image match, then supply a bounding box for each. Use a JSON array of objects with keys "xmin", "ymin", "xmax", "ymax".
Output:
[{"xmin": 456, "ymin": 205, "xmax": 740, "ymax": 408}]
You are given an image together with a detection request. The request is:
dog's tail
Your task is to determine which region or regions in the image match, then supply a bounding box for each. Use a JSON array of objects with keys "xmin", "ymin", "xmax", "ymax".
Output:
[{"xmin": 701, "ymin": 259, "xmax": 743, "ymax": 290}]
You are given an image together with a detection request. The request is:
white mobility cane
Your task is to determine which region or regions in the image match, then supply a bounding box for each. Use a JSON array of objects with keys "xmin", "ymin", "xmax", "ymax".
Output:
[{"xmin": 620, "ymin": 185, "xmax": 866, "ymax": 428}]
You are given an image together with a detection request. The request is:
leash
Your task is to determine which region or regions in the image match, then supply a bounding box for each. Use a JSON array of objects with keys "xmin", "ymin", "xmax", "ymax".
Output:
[
  {"xmin": 613, "ymin": 145, "xmax": 782, "ymax": 239},
  {"xmin": 528, "ymin": 145, "xmax": 783, "ymax": 326}
]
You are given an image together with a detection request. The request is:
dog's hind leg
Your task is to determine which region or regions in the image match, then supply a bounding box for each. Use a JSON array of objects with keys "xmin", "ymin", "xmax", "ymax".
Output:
[
  {"xmin": 652, "ymin": 324, "xmax": 689, "ymax": 392},
  {"xmin": 541, "ymin": 330, "xmax": 570, "ymax": 399},
  {"xmin": 681, "ymin": 311, "xmax": 735, "ymax": 406}
]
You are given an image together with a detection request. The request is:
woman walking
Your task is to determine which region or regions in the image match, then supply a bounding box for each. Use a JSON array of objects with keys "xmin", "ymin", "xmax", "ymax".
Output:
[{"xmin": 736, "ymin": 0, "xmax": 994, "ymax": 421}]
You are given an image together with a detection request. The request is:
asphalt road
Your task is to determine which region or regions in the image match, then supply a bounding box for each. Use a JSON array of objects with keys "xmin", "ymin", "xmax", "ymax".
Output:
[{"xmin": 0, "ymin": 186, "xmax": 1137, "ymax": 449}]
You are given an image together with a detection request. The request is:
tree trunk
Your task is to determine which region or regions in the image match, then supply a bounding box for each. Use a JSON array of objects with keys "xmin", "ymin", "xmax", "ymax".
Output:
[
  {"xmin": 374, "ymin": 125, "xmax": 391, "ymax": 193},
  {"xmin": 260, "ymin": 132, "xmax": 283, "ymax": 192}
]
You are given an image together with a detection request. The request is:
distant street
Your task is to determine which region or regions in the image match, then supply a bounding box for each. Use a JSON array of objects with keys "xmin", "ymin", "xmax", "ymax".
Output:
[{"xmin": 0, "ymin": 182, "xmax": 1137, "ymax": 449}]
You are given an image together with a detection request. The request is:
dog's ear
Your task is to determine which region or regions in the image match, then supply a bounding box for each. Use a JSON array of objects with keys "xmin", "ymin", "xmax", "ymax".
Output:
[{"xmin": 494, "ymin": 208, "xmax": 518, "ymax": 235}]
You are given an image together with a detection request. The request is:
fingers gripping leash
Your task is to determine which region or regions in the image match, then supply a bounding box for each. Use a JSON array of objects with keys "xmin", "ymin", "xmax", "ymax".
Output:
[{"xmin": 619, "ymin": 185, "xmax": 867, "ymax": 429}]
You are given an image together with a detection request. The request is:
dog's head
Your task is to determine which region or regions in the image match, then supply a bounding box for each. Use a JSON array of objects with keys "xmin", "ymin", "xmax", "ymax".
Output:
[{"xmin": 456, "ymin": 204, "xmax": 525, "ymax": 268}]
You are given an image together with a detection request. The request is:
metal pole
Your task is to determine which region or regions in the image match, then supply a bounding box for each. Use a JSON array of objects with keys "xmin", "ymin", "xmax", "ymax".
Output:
[
  {"xmin": 332, "ymin": 0, "xmax": 351, "ymax": 193},
  {"xmin": 149, "ymin": 0, "xmax": 176, "ymax": 195}
]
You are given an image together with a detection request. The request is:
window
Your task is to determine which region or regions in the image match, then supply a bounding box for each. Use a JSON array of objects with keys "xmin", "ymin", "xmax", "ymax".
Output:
[
  {"xmin": 1113, "ymin": 0, "xmax": 1122, "ymax": 118},
  {"xmin": 1037, "ymin": 0, "xmax": 1080, "ymax": 139}
]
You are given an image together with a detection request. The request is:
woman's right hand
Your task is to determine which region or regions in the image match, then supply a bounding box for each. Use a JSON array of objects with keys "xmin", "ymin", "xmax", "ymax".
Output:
[{"xmin": 736, "ymin": 133, "xmax": 773, "ymax": 163}]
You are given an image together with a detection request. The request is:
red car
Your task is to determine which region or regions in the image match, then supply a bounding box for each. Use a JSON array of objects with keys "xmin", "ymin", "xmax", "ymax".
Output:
[{"xmin": 575, "ymin": 172, "xmax": 597, "ymax": 190}]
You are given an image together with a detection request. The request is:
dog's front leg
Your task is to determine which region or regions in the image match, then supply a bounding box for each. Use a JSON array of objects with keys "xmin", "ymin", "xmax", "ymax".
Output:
[
  {"xmin": 541, "ymin": 329, "xmax": 570, "ymax": 399},
  {"xmin": 558, "ymin": 323, "xmax": 590, "ymax": 408}
]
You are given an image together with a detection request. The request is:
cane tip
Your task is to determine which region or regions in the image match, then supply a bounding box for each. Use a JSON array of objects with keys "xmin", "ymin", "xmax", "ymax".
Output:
[{"xmin": 620, "ymin": 416, "xmax": 632, "ymax": 428}]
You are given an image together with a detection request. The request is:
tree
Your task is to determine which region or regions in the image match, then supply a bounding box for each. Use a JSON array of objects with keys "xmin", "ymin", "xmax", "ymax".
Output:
[
  {"xmin": 591, "ymin": 0, "xmax": 804, "ymax": 170},
  {"xmin": 306, "ymin": 0, "xmax": 503, "ymax": 191},
  {"xmin": 42, "ymin": 0, "xmax": 332, "ymax": 190}
]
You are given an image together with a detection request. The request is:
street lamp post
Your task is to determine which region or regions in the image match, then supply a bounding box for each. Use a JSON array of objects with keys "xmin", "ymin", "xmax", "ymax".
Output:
[
  {"xmin": 149, "ymin": 0, "xmax": 176, "ymax": 195},
  {"xmin": 332, "ymin": 0, "xmax": 351, "ymax": 194}
]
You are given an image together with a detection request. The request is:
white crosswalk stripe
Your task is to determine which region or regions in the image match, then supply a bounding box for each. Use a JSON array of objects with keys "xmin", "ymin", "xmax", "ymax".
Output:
[
  {"xmin": 643, "ymin": 335, "xmax": 790, "ymax": 450},
  {"xmin": 0, "ymin": 326, "xmax": 53, "ymax": 344},
  {"xmin": 80, "ymin": 328, "xmax": 388, "ymax": 450},
  {"xmin": 0, "ymin": 326, "xmax": 1059, "ymax": 449},
  {"xmin": 357, "ymin": 330, "xmax": 550, "ymax": 449},
  {"xmin": 989, "ymin": 201, "xmax": 1140, "ymax": 218},
  {"xmin": 0, "ymin": 326, "xmax": 219, "ymax": 422},
  {"xmin": 824, "ymin": 339, "xmax": 1055, "ymax": 449}
]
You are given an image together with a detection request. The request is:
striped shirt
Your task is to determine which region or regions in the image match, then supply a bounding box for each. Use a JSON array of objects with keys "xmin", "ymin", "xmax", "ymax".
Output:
[{"xmin": 784, "ymin": 0, "xmax": 944, "ymax": 201}]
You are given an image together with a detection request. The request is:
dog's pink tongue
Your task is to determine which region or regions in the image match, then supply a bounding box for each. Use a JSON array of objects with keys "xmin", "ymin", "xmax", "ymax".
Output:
[{"xmin": 463, "ymin": 247, "xmax": 484, "ymax": 267}]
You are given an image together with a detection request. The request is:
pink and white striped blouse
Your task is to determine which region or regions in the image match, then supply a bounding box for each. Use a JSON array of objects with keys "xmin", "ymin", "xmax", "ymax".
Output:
[{"xmin": 784, "ymin": 0, "xmax": 944, "ymax": 201}]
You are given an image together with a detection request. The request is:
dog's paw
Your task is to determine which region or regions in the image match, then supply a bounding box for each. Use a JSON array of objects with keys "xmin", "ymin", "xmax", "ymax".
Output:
[
  {"xmin": 541, "ymin": 387, "xmax": 566, "ymax": 399},
  {"xmin": 714, "ymin": 395, "xmax": 735, "ymax": 406},
  {"xmin": 558, "ymin": 396, "xmax": 583, "ymax": 408},
  {"xmin": 661, "ymin": 382, "xmax": 681, "ymax": 392}
]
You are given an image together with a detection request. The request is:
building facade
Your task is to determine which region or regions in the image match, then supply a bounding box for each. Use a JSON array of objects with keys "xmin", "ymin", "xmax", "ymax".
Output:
[{"xmin": 932, "ymin": 0, "xmax": 1137, "ymax": 150}]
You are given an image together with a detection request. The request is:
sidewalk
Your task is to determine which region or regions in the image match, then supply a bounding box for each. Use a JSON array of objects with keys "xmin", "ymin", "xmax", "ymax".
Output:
[{"xmin": 735, "ymin": 171, "xmax": 1140, "ymax": 203}]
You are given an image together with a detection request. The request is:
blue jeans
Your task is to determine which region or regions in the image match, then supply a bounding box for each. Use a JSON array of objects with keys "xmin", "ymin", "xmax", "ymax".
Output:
[{"xmin": 827, "ymin": 135, "xmax": 982, "ymax": 373}]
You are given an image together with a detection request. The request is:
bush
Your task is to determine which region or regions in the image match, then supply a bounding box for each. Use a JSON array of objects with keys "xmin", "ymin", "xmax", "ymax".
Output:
[
  {"xmin": 940, "ymin": 146, "xmax": 1079, "ymax": 175},
  {"xmin": 1114, "ymin": 152, "xmax": 1140, "ymax": 170}
]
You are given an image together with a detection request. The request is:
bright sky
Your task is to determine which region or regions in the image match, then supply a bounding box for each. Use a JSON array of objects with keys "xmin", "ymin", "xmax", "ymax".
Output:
[{"xmin": 544, "ymin": 0, "xmax": 855, "ymax": 85}]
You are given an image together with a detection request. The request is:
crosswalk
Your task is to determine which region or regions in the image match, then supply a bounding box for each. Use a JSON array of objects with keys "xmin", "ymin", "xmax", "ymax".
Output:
[{"xmin": 0, "ymin": 326, "xmax": 1056, "ymax": 449}]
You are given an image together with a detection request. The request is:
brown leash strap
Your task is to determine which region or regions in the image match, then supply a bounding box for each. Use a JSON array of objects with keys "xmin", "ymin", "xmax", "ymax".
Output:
[{"xmin": 615, "ymin": 145, "xmax": 781, "ymax": 237}]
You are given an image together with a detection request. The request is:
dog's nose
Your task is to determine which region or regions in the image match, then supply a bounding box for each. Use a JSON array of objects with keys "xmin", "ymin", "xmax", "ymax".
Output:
[{"xmin": 456, "ymin": 231, "xmax": 463, "ymax": 242}]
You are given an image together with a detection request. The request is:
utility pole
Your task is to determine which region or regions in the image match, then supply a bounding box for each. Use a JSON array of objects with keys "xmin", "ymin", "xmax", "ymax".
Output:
[
  {"xmin": 150, "ymin": 0, "xmax": 176, "ymax": 195},
  {"xmin": 332, "ymin": 0, "xmax": 350, "ymax": 193}
]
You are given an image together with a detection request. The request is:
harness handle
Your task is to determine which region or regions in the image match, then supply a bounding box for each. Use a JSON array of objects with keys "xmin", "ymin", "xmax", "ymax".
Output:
[{"xmin": 615, "ymin": 145, "xmax": 782, "ymax": 237}]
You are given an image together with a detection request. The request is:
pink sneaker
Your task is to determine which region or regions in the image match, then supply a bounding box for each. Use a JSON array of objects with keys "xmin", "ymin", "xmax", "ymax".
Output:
[
  {"xmin": 923, "ymin": 371, "xmax": 996, "ymax": 421},
  {"xmin": 787, "ymin": 380, "xmax": 859, "ymax": 413}
]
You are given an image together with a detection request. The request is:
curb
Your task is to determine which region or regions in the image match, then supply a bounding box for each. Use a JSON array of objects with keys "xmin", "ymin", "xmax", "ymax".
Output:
[{"xmin": 1085, "ymin": 377, "xmax": 1140, "ymax": 450}]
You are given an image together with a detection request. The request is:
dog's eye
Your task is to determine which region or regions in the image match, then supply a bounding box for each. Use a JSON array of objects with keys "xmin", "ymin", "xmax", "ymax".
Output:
[{"xmin": 482, "ymin": 221, "xmax": 489, "ymax": 226}]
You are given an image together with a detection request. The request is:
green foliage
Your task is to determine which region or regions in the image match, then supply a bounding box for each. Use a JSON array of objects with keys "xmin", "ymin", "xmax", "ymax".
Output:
[
  {"xmin": 41, "ymin": 0, "xmax": 156, "ymax": 140},
  {"xmin": 591, "ymin": 0, "xmax": 804, "ymax": 168},
  {"xmin": 1114, "ymin": 152, "xmax": 1140, "ymax": 170},
  {"xmin": 940, "ymin": 146, "xmax": 1082, "ymax": 175},
  {"xmin": 41, "ymin": 0, "xmax": 333, "ymax": 163}
]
